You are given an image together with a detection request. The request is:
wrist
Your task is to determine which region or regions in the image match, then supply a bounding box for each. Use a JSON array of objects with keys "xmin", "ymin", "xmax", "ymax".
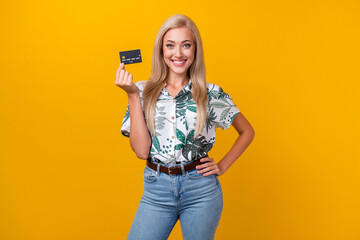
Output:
[
  {"xmin": 218, "ymin": 160, "xmax": 228, "ymax": 174},
  {"xmin": 127, "ymin": 91, "xmax": 140, "ymax": 100}
]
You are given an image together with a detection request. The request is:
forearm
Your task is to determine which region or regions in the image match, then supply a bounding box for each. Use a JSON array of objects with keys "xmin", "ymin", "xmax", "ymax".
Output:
[
  {"xmin": 218, "ymin": 130, "xmax": 255, "ymax": 173},
  {"xmin": 128, "ymin": 92, "xmax": 151, "ymax": 159}
]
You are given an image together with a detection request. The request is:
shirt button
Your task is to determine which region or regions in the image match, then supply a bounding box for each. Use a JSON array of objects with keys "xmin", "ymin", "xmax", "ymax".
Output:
[
  {"xmin": 170, "ymin": 155, "xmax": 174, "ymax": 157},
  {"xmin": 171, "ymin": 136, "xmax": 175, "ymax": 139},
  {"xmin": 173, "ymin": 100, "xmax": 176, "ymax": 103},
  {"xmin": 171, "ymin": 116, "xmax": 174, "ymax": 120}
]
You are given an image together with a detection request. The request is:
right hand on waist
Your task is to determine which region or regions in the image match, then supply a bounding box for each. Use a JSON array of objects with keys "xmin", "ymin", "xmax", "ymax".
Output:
[{"xmin": 115, "ymin": 62, "xmax": 139, "ymax": 95}]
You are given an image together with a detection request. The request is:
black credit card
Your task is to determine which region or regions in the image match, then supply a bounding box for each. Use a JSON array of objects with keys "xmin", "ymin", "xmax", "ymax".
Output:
[{"xmin": 119, "ymin": 49, "xmax": 142, "ymax": 65}]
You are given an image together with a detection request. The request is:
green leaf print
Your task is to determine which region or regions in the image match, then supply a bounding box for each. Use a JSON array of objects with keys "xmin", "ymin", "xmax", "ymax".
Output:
[
  {"xmin": 176, "ymin": 100, "xmax": 187, "ymax": 118},
  {"xmin": 209, "ymin": 102, "xmax": 228, "ymax": 108},
  {"xmin": 123, "ymin": 107, "xmax": 130, "ymax": 124},
  {"xmin": 155, "ymin": 105, "xmax": 167, "ymax": 116},
  {"xmin": 176, "ymin": 129, "xmax": 186, "ymax": 143},
  {"xmin": 182, "ymin": 134, "xmax": 213, "ymax": 160},
  {"xmin": 155, "ymin": 116, "xmax": 166, "ymax": 130},
  {"xmin": 220, "ymin": 108, "xmax": 231, "ymax": 121},
  {"xmin": 206, "ymin": 108, "xmax": 216, "ymax": 133},
  {"xmin": 218, "ymin": 87, "xmax": 230, "ymax": 100},
  {"xmin": 185, "ymin": 130, "xmax": 195, "ymax": 144},
  {"xmin": 209, "ymin": 90, "xmax": 220, "ymax": 100},
  {"xmin": 175, "ymin": 144, "xmax": 184, "ymax": 150},
  {"xmin": 186, "ymin": 106, "xmax": 197, "ymax": 112},
  {"xmin": 210, "ymin": 87, "xmax": 230, "ymax": 101},
  {"xmin": 152, "ymin": 135, "xmax": 161, "ymax": 152}
]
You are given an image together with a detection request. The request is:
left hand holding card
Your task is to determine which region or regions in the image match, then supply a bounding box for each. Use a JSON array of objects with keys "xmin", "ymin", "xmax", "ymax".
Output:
[{"xmin": 115, "ymin": 62, "xmax": 139, "ymax": 95}]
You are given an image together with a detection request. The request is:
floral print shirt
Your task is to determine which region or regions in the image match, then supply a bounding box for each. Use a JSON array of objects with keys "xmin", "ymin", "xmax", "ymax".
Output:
[{"xmin": 120, "ymin": 78, "xmax": 240, "ymax": 166}]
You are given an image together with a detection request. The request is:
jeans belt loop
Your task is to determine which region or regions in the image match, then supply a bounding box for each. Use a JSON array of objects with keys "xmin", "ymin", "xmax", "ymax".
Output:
[
  {"xmin": 156, "ymin": 163, "xmax": 160, "ymax": 177},
  {"xmin": 180, "ymin": 163, "xmax": 185, "ymax": 176}
]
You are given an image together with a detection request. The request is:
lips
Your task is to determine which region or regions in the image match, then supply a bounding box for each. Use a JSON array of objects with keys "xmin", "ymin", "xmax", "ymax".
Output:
[{"xmin": 171, "ymin": 59, "xmax": 187, "ymax": 67}]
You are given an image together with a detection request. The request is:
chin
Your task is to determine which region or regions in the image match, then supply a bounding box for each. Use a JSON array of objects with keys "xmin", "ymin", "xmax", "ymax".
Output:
[{"xmin": 170, "ymin": 69, "xmax": 189, "ymax": 75}]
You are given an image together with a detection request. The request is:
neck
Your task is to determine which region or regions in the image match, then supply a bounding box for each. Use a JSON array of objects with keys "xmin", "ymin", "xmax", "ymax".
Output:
[{"xmin": 166, "ymin": 72, "xmax": 189, "ymax": 87}]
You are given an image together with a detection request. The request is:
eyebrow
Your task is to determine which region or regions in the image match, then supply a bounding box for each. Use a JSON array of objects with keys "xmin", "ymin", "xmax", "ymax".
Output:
[{"xmin": 165, "ymin": 40, "xmax": 192, "ymax": 43}]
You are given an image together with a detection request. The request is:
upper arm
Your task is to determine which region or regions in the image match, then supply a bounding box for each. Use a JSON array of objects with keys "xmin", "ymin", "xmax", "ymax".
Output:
[{"xmin": 231, "ymin": 112, "xmax": 255, "ymax": 136}]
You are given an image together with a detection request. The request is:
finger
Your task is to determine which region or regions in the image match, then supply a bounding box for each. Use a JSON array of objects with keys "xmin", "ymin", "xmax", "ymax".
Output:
[
  {"xmin": 198, "ymin": 166, "xmax": 218, "ymax": 174},
  {"xmin": 119, "ymin": 69, "xmax": 125, "ymax": 84},
  {"xmin": 124, "ymin": 71, "xmax": 130, "ymax": 84},
  {"xmin": 196, "ymin": 161, "xmax": 216, "ymax": 169},
  {"xmin": 115, "ymin": 69, "xmax": 120, "ymax": 85},
  {"xmin": 200, "ymin": 157, "xmax": 211, "ymax": 162},
  {"xmin": 196, "ymin": 163, "xmax": 208, "ymax": 169},
  {"xmin": 119, "ymin": 62, "xmax": 125, "ymax": 71},
  {"xmin": 128, "ymin": 73, "xmax": 133, "ymax": 82},
  {"xmin": 203, "ymin": 169, "xmax": 218, "ymax": 176}
]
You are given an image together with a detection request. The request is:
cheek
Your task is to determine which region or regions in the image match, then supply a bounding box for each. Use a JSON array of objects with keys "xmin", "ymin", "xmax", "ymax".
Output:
[
  {"xmin": 186, "ymin": 49, "xmax": 195, "ymax": 59},
  {"xmin": 162, "ymin": 47, "xmax": 169, "ymax": 58},
  {"xmin": 187, "ymin": 50, "xmax": 195, "ymax": 62}
]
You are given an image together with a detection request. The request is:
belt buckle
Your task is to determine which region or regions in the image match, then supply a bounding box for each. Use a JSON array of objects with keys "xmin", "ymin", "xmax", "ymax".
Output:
[{"xmin": 168, "ymin": 166, "xmax": 174, "ymax": 176}]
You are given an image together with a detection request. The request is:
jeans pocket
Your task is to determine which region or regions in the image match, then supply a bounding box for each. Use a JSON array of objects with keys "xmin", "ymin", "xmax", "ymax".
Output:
[
  {"xmin": 143, "ymin": 166, "xmax": 158, "ymax": 183},
  {"xmin": 186, "ymin": 168, "xmax": 206, "ymax": 179}
]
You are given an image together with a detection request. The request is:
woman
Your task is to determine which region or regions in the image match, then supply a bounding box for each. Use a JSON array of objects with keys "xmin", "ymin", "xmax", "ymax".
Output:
[{"xmin": 115, "ymin": 14, "xmax": 255, "ymax": 240}]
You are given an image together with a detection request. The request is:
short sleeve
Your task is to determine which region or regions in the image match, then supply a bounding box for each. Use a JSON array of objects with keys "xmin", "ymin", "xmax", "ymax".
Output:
[
  {"xmin": 120, "ymin": 105, "xmax": 131, "ymax": 137},
  {"xmin": 119, "ymin": 81, "xmax": 146, "ymax": 138},
  {"xmin": 208, "ymin": 85, "xmax": 240, "ymax": 130}
]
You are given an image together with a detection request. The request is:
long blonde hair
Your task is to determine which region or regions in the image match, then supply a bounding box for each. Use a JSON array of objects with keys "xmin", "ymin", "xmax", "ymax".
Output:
[{"xmin": 143, "ymin": 14, "xmax": 208, "ymax": 138}]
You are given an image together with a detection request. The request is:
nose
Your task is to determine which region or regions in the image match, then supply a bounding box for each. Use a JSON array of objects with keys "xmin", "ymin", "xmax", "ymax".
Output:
[{"xmin": 174, "ymin": 46, "xmax": 182, "ymax": 58}]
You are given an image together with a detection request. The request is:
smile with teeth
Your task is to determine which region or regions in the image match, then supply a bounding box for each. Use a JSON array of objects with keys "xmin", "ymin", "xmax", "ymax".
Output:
[{"xmin": 171, "ymin": 59, "xmax": 187, "ymax": 66}]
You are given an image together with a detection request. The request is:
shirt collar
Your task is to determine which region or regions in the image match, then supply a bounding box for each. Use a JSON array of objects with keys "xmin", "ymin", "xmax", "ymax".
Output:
[{"xmin": 161, "ymin": 78, "xmax": 192, "ymax": 98}]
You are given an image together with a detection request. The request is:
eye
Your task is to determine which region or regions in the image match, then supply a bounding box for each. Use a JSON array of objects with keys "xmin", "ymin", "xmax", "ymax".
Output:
[
  {"xmin": 166, "ymin": 44, "xmax": 174, "ymax": 48},
  {"xmin": 184, "ymin": 44, "xmax": 191, "ymax": 48}
]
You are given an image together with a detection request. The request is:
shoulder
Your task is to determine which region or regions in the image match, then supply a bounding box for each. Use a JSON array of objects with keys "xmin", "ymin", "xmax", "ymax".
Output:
[
  {"xmin": 206, "ymin": 82, "xmax": 226, "ymax": 95},
  {"xmin": 133, "ymin": 80, "xmax": 147, "ymax": 100},
  {"xmin": 206, "ymin": 82, "xmax": 231, "ymax": 101},
  {"xmin": 206, "ymin": 82, "xmax": 223, "ymax": 93},
  {"xmin": 134, "ymin": 80, "xmax": 147, "ymax": 90}
]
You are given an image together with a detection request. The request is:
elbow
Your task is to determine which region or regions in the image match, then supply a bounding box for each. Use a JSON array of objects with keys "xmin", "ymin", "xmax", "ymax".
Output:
[
  {"xmin": 129, "ymin": 136, "xmax": 151, "ymax": 160},
  {"xmin": 249, "ymin": 128, "xmax": 255, "ymax": 140},
  {"xmin": 250, "ymin": 128, "xmax": 255, "ymax": 138},
  {"xmin": 240, "ymin": 128, "xmax": 255, "ymax": 141},
  {"xmin": 136, "ymin": 152, "xmax": 149, "ymax": 160},
  {"xmin": 131, "ymin": 142, "xmax": 151, "ymax": 160},
  {"xmin": 249, "ymin": 129, "xmax": 255, "ymax": 143}
]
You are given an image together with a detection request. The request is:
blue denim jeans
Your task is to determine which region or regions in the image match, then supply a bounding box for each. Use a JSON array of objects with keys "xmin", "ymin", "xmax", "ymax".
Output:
[{"xmin": 127, "ymin": 162, "xmax": 223, "ymax": 240}]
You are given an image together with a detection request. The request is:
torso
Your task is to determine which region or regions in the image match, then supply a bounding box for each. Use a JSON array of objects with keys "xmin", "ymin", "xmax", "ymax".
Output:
[{"xmin": 120, "ymin": 79, "xmax": 241, "ymax": 166}]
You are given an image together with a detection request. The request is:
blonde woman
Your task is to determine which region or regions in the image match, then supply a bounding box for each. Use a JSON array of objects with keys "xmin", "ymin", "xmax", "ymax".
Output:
[{"xmin": 115, "ymin": 14, "xmax": 255, "ymax": 240}]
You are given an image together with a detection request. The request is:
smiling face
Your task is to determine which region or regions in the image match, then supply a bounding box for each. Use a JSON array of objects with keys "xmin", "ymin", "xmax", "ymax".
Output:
[{"xmin": 162, "ymin": 27, "xmax": 195, "ymax": 79}]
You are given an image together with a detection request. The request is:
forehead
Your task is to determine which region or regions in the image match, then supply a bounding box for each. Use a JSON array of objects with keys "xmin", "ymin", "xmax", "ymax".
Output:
[{"xmin": 163, "ymin": 27, "xmax": 194, "ymax": 42}]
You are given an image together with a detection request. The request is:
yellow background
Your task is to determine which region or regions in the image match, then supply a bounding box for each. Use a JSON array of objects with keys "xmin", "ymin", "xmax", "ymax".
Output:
[{"xmin": 1, "ymin": 0, "xmax": 359, "ymax": 239}]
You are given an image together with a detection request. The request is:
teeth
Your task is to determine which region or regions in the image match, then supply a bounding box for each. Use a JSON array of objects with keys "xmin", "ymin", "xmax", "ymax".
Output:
[{"xmin": 173, "ymin": 61, "xmax": 185, "ymax": 64}]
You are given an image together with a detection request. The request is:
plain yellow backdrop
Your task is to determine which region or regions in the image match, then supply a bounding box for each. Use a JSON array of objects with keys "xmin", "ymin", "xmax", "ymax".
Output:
[{"xmin": 1, "ymin": 0, "xmax": 359, "ymax": 239}]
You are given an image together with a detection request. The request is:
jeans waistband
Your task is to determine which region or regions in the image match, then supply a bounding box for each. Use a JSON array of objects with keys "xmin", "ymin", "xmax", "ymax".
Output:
[{"xmin": 147, "ymin": 154, "xmax": 208, "ymax": 167}]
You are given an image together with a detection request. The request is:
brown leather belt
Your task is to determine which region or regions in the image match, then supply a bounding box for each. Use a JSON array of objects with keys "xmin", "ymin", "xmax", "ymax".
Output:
[{"xmin": 146, "ymin": 157, "xmax": 205, "ymax": 176}]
